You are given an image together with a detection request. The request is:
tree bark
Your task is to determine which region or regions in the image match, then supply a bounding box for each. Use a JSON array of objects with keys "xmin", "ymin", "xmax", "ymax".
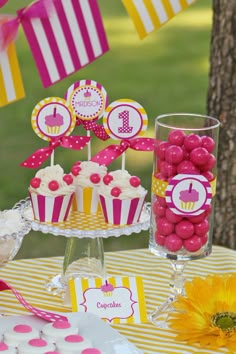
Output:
[{"xmin": 207, "ymin": 0, "xmax": 236, "ymax": 248}]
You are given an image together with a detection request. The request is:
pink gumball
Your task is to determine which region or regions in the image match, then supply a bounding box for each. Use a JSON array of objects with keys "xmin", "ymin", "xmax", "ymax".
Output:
[
  {"xmin": 205, "ymin": 204, "xmax": 212, "ymax": 217},
  {"xmin": 165, "ymin": 208, "xmax": 183, "ymax": 223},
  {"xmin": 164, "ymin": 234, "xmax": 183, "ymax": 252},
  {"xmin": 201, "ymin": 171, "xmax": 214, "ymax": 181},
  {"xmin": 157, "ymin": 197, "xmax": 167, "ymax": 207},
  {"xmin": 160, "ymin": 161, "xmax": 177, "ymax": 178},
  {"xmin": 168, "ymin": 130, "xmax": 185, "ymax": 146},
  {"xmin": 190, "ymin": 147, "xmax": 210, "ymax": 166},
  {"xmin": 201, "ymin": 136, "xmax": 215, "ymax": 153},
  {"xmin": 153, "ymin": 201, "xmax": 166, "ymax": 217},
  {"xmin": 194, "ymin": 219, "xmax": 209, "ymax": 236},
  {"xmin": 157, "ymin": 217, "xmax": 175, "ymax": 236},
  {"xmin": 165, "ymin": 145, "xmax": 184, "ymax": 165},
  {"xmin": 155, "ymin": 141, "xmax": 170, "ymax": 160},
  {"xmin": 184, "ymin": 134, "xmax": 202, "ymax": 151},
  {"xmin": 175, "ymin": 220, "xmax": 194, "ymax": 239},
  {"xmin": 200, "ymin": 234, "xmax": 208, "ymax": 246},
  {"xmin": 189, "ymin": 212, "xmax": 206, "ymax": 224},
  {"xmin": 155, "ymin": 232, "xmax": 166, "ymax": 246},
  {"xmin": 177, "ymin": 160, "xmax": 200, "ymax": 175},
  {"xmin": 200, "ymin": 154, "xmax": 216, "ymax": 172},
  {"xmin": 183, "ymin": 235, "xmax": 202, "ymax": 252}
]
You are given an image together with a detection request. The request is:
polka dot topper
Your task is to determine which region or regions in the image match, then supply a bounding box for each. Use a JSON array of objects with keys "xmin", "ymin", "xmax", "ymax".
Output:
[{"xmin": 103, "ymin": 99, "xmax": 148, "ymax": 140}]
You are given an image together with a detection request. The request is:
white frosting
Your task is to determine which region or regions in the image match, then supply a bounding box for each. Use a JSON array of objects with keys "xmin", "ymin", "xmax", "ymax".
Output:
[
  {"xmin": 41, "ymin": 321, "xmax": 79, "ymax": 343},
  {"xmin": 29, "ymin": 165, "xmax": 75, "ymax": 196},
  {"xmin": 0, "ymin": 210, "xmax": 24, "ymax": 236},
  {"xmin": 98, "ymin": 170, "xmax": 146, "ymax": 199},
  {"xmin": 3, "ymin": 326, "xmax": 40, "ymax": 347},
  {"xmin": 73, "ymin": 161, "xmax": 107, "ymax": 188}
]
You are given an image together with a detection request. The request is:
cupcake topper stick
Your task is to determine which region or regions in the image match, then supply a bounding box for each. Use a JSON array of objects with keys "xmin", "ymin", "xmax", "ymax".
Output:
[{"xmin": 121, "ymin": 151, "xmax": 126, "ymax": 170}]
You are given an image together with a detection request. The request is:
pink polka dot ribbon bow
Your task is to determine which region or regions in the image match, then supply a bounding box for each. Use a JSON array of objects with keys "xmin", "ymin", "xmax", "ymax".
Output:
[
  {"xmin": 91, "ymin": 137, "xmax": 154, "ymax": 166},
  {"xmin": 0, "ymin": 279, "xmax": 68, "ymax": 322},
  {"xmin": 20, "ymin": 135, "xmax": 90, "ymax": 169},
  {"xmin": 76, "ymin": 117, "xmax": 110, "ymax": 141}
]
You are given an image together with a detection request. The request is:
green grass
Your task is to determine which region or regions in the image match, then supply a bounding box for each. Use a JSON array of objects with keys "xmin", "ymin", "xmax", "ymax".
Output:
[{"xmin": 0, "ymin": 0, "xmax": 212, "ymax": 259}]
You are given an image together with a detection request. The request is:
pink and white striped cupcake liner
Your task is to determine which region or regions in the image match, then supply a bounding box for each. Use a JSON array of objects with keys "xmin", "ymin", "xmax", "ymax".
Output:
[
  {"xmin": 99, "ymin": 192, "xmax": 147, "ymax": 225},
  {"xmin": 29, "ymin": 192, "xmax": 74, "ymax": 223}
]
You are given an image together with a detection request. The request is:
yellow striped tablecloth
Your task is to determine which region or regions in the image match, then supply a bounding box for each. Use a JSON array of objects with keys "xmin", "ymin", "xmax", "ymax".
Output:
[{"xmin": 1, "ymin": 245, "xmax": 236, "ymax": 354}]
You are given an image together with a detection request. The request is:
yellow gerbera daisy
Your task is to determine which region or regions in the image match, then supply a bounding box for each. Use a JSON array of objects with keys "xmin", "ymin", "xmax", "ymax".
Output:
[{"xmin": 169, "ymin": 273, "xmax": 236, "ymax": 352}]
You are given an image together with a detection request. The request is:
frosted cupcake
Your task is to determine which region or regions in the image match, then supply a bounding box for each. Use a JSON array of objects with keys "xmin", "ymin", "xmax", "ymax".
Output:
[
  {"xmin": 29, "ymin": 165, "xmax": 75, "ymax": 223},
  {"xmin": 98, "ymin": 170, "xmax": 147, "ymax": 225},
  {"xmin": 71, "ymin": 161, "xmax": 107, "ymax": 214}
]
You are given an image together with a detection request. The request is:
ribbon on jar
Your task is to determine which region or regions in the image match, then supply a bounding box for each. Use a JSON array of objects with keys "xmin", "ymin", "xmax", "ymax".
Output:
[
  {"xmin": 20, "ymin": 135, "xmax": 90, "ymax": 168},
  {"xmin": 91, "ymin": 137, "xmax": 154, "ymax": 166},
  {"xmin": 0, "ymin": 0, "xmax": 54, "ymax": 49},
  {"xmin": 76, "ymin": 117, "xmax": 110, "ymax": 141},
  {"xmin": 0, "ymin": 279, "xmax": 68, "ymax": 322}
]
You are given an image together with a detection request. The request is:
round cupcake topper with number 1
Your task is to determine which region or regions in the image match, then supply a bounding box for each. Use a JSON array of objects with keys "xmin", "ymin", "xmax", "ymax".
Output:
[{"xmin": 103, "ymin": 99, "xmax": 148, "ymax": 140}]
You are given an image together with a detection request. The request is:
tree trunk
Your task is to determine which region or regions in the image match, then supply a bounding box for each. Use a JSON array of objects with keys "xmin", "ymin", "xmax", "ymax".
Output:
[{"xmin": 207, "ymin": 0, "xmax": 236, "ymax": 248}]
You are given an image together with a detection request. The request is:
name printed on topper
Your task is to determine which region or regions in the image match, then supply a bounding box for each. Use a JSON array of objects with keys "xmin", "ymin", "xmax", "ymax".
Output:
[{"xmin": 75, "ymin": 100, "xmax": 100, "ymax": 107}]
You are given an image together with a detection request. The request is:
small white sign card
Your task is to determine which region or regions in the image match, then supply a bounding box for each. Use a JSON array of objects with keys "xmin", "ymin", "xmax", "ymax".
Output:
[{"xmin": 69, "ymin": 276, "xmax": 147, "ymax": 324}]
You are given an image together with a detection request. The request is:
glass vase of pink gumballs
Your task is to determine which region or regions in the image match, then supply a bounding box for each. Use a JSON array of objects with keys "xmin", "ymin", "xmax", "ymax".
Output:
[{"xmin": 149, "ymin": 113, "xmax": 220, "ymax": 327}]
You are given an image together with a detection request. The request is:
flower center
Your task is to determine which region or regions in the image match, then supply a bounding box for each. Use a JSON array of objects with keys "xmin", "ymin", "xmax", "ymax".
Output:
[{"xmin": 212, "ymin": 312, "xmax": 236, "ymax": 332}]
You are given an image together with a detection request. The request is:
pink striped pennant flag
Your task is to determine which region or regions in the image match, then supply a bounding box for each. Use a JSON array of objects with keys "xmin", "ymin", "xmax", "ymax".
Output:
[
  {"xmin": 19, "ymin": 0, "xmax": 109, "ymax": 88},
  {"xmin": 0, "ymin": 16, "xmax": 25, "ymax": 107}
]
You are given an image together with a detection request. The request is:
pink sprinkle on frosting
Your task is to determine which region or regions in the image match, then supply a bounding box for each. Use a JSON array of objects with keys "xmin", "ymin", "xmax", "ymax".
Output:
[
  {"xmin": 65, "ymin": 334, "xmax": 84, "ymax": 343},
  {"xmin": 52, "ymin": 320, "xmax": 71, "ymax": 329},
  {"xmin": 0, "ymin": 342, "xmax": 8, "ymax": 351},
  {"xmin": 14, "ymin": 324, "xmax": 32, "ymax": 333},
  {"xmin": 29, "ymin": 338, "xmax": 47, "ymax": 347}
]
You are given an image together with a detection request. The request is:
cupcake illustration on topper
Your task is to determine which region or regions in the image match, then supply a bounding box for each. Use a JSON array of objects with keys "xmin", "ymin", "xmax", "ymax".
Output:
[
  {"xmin": 179, "ymin": 182, "xmax": 199, "ymax": 210},
  {"xmin": 101, "ymin": 280, "xmax": 114, "ymax": 296},
  {"xmin": 84, "ymin": 89, "xmax": 91, "ymax": 101},
  {"xmin": 45, "ymin": 106, "xmax": 64, "ymax": 134}
]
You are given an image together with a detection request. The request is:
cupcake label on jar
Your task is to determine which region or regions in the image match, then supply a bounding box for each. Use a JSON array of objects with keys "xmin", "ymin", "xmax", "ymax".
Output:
[{"xmin": 165, "ymin": 174, "xmax": 212, "ymax": 216}]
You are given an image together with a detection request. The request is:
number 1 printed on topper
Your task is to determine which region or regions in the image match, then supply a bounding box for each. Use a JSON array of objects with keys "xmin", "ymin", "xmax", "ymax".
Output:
[{"xmin": 103, "ymin": 99, "xmax": 148, "ymax": 140}]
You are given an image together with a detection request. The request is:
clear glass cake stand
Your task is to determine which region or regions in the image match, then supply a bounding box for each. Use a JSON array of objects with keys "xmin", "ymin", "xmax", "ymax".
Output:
[{"xmin": 17, "ymin": 198, "xmax": 151, "ymax": 300}]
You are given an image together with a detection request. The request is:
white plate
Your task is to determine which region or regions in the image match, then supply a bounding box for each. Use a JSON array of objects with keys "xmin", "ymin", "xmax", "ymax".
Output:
[{"xmin": 0, "ymin": 312, "xmax": 143, "ymax": 354}]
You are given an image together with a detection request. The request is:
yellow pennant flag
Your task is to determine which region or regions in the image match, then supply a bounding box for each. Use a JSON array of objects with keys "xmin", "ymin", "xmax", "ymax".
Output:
[
  {"xmin": 0, "ymin": 17, "xmax": 25, "ymax": 107},
  {"xmin": 122, "ymin": 0, "xmax": 196, "ymax": 39}
]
